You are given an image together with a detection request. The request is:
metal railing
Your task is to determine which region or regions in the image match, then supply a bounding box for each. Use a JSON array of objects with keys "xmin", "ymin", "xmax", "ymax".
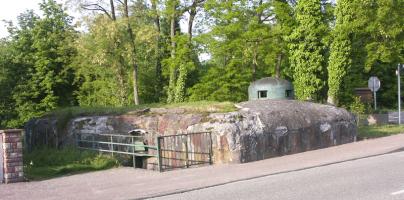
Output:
[
  {"xmin": 75, "ymin": 132, "xmax": 159, "ymax": 169},
  {"xmin": 75, "ymin": 131, "xmax": 213, "ymax": 172}
]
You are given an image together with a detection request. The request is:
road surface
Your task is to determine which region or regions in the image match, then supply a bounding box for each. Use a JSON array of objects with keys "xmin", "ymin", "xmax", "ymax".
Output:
[{"xmin": 152, "ymin": 151, "xmax": 404, "ymax": 200}]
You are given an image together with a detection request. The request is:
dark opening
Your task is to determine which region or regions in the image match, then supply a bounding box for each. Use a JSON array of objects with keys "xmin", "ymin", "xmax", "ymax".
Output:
[
  {"xmin": 285, "ymin": 90, "xmax": 292, "ymax": 98},
  {"xmin": 258, "ymin": 90, "xmax": 268, "ymax": 99},
  {"xmin": 135, "ymin": 156, "xmax": 144, "ymax": 168}
]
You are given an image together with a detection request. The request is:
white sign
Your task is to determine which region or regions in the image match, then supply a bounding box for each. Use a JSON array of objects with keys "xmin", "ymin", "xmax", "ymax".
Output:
[{"xmin": 368, "ymin": 76, "xmax": 381, "ymax": 92}]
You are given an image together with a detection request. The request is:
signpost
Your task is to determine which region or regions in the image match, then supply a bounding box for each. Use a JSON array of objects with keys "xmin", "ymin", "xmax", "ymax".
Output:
[
  {"xmin": 368, "ymin": 76, "xmax": 380, "ymax": 110},
  {"xmin": 397, "ymin": 64, "xmax": 403, "ymax": 125}
]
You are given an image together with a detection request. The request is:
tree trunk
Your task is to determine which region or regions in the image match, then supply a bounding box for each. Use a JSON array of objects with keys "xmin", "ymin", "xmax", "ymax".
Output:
[
  {"xmin": 123, "ymin": 0, "xmax": 139, "ymax": 105},
  {"xmin": 188, "ymin": 0, "xmax": 197, "ymax": 44},
  {"xmin": 275, "ymin": 53, "xmax": 282, "ymax": 78},
  {"xmin": 167, "ymin": 1, "xmax": 177, "ymax": 103},
  {"xmin": 257, "ymin": 0, "xmax": 263, "ymax": 23},
  {"xmin": 110, "ymin": 0, "xmax": 116, "ymax": 21},
  {"xmin": 151, "ymin": 0, "xmax": 162, "ymax": 101},
  {"xmin": 252, "ymin": 42, "xmax": 258, "ymax": 81},
  {"xmin": 327, "ymin": 96, "xmax": 336, "ymax": 105}
]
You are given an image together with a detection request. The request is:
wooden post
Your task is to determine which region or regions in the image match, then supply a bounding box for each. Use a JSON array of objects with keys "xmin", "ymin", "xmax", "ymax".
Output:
[{"xmin": 156, "ymin": 136, "xmax": 162, "ymax": 172}]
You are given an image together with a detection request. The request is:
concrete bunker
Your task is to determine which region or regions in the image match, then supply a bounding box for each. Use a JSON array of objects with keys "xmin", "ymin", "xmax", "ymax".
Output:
[{"xmin": 25, "ymin": 100, "xmax": 357, "ymax": 171}]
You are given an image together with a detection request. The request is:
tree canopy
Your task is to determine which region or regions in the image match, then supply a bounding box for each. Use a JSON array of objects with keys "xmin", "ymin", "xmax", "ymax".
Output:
[{"xmin": 0, "ymin": 0, "xmax": 403, "ymax": 128}]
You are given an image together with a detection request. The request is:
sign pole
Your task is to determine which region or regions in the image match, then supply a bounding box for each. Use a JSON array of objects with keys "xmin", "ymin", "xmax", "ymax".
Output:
[
  {"xmin": 373, "ymin": 78, "xmax": 377, "ymax": 110},
  {"xmin": 398, "ymin": 64, "xmax": 401, "ymax": 125}
]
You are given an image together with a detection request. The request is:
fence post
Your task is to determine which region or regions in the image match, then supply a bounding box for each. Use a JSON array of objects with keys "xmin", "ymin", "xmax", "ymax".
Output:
[
  {"xmin": 209, "ymin": 132, "xmax": 213, "ymax": 165},
  {"xmin": 110, "ymin": 135, "xmax": 113, "ymax": 156},
  {"xmin": 74, "ymin": 131, "xmax": 78, "ymax": 147},
  {"xmin": 0, "ymin": 129, "xmax": 24, "ymax": 183},
  {"xmin": 184, "ymin": 136, "xmax": 189, "ymax": 168},
  {"xmin": 132, "ymin": 137, "xmax": 136, "ymax": 168},
  {"xmin": 92, "ymin": 134, "xmax": 95, "ymax": 149},
  {"xmin": 156, "ymin": 136, "xmax": 162, "ymax": 172}
]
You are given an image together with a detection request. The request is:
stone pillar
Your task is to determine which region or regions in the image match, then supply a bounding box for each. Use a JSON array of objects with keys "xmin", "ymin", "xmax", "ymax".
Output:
[{"xmin": 1, "ymin": 129, "xmax": 24, "ymax": 183}]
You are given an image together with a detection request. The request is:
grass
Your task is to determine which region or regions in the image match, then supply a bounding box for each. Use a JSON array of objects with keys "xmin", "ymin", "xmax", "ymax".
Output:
[
  {"xmin": 358, "ymin": 124, "xmax": 404, "ymax": 139},
  {"xmin": 43, "ymin": 101, "xmax": 237, "ymax": 132},
  {"xmin": 24, "ymin": 147, "xmax": 119, "ymax": 180},
  {"xmin": 161, "ymin": 101, "xmax": 236, "ymax": 113}
]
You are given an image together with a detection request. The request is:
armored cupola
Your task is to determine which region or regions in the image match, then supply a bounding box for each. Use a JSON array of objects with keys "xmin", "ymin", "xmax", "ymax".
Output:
[{"xmin": 248, "ymin": 77, "xmax": 294, "ymax": 100}]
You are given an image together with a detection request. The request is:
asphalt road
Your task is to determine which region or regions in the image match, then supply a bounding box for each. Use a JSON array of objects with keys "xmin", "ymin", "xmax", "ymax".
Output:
[{"xmin": 151, "ymin": 151, "xmax": 404, "ymax": 200}]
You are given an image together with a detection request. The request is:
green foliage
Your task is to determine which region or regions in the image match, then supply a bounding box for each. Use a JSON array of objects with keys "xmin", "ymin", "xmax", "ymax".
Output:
[
  {"xmin": 189, "ymin": 65, "xmax": 251, "ymax": 102},
  {"xmin": 164, "ymin": 35, "xmax": 196, "ymax": 103},
  {"xmin": 73, "ymin": 17, "xmax": 132, "ymax": 106},
  {"xmin": 349, "ymin": 96, "xmax": 366, "ymax": 115},
  {"xmin": 327, "ymin": 0, "xmax": 354, "ymax": 105},
  {"xmin": 0, "ymin": 0, "xmax": 77, "ymax": 128},
  {"xmin": 24, "ymin": 147, "xmax": 119, "ymax": 180},
  {"xmin": 1, "ymin": 0, "xmax": 403, "ymax": 129},
  {"xmin": 189, "ymin": 0, "xmax": 282, "ymax": 102},
  {"xmin": 288, "ymin": 0, "xmax": 328, "ymax": 101}
]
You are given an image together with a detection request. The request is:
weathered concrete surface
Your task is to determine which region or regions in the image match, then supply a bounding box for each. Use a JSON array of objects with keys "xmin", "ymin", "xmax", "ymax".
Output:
[
  {"xmin": 25, "ymin": 100, "xmax": 357, "ymax": 164},
  {"xmin": 188, "ymin": 100, "xmax": 357, "ymax": 163}
]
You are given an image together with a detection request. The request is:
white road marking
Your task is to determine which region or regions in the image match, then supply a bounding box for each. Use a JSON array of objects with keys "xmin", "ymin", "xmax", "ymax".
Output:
[{"xmin": 391, "ymin": 189, "xmax": 404, "ymax": 196}]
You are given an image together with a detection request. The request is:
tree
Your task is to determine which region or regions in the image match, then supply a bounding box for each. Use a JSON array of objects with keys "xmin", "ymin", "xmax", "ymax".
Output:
[
  {"xmin": 10, "ymin": 0, "xmax": 77, "ymax": 125},
  {"xmin": 271, "ymin": 0, "xmax": 296, "ymax": 79},
  {"xmin": 73, "ymin": 17, "xmax": 132, "ymax": 106},
  {"xmin": 288, "ymin": 0, "xmax": 328, "ymax": 101},
  {"xmin": 75, "ymin": 0, "xmax": 140, "ymax": 105},
  {"xmin": 189, "ymin": 0, "xmax": 277, "ymax": 102},
  {"xmin": 327, "ymin": 0, "xmax": 354, "ymax": 105}
]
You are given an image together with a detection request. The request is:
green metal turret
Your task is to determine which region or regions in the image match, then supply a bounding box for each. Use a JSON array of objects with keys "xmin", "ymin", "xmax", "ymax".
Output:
[{"xmin": 248, "ymin": 77, "xmax": 294, "ymax": 100}]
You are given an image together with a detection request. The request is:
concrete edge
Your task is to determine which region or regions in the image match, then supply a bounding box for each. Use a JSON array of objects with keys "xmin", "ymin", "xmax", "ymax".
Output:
[{"xmin": 133, "ymin": 148, "xmax": 404, "ymax": 200}]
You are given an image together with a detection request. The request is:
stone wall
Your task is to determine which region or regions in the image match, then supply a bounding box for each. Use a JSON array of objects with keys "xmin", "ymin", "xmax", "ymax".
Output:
[{"xmin": 0, "ymin": 129, "xmax": 24, "ymax": 183}]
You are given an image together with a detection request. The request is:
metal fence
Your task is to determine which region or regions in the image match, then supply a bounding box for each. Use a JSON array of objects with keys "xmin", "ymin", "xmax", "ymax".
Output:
[
  {"xmin": 75, "ymin": 131, "xmax": 212, "ymax": 172},
  {"xmin": 75, "ymin": 132, "xmax": 158, "ymax": 168},
  {"xmin": 157, "ymin": 132, "xmax": 213, "ymax": 171}
]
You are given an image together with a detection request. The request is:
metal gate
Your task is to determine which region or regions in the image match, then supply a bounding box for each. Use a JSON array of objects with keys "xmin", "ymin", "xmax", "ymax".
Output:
[{"xmin": 156, "ymin": 132, "xmax": 213, "ymax": 172}]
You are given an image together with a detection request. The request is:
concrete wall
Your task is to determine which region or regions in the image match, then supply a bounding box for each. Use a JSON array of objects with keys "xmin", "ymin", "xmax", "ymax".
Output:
[{"xmin": 0, "ymin": 129, "xmax": 24, "ymax": 183}]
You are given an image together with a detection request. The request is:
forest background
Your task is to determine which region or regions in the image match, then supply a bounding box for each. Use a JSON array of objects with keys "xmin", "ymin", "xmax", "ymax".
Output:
[{"xmin": 0, "ymin": 0, "xmax": 403, "ymax": 128}]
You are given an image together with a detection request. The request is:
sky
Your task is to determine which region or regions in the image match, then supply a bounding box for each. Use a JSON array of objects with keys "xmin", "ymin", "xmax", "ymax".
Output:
[
  {"xmin": 0, "ymin": 0, "xmax": 190, "ymax": 39},
  {"xmin": 0, "ymin": 0, "xmax": 70, "ymax": 38},
  {"xmin": 1, "ymin": 0, "xmax": 43, "ymax": 38}
]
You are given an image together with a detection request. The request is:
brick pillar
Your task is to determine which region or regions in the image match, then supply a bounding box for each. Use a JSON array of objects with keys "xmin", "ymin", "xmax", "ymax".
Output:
[{"xmin": 1, "ymin": 129, "xmax": 24, "ymax": 183}]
